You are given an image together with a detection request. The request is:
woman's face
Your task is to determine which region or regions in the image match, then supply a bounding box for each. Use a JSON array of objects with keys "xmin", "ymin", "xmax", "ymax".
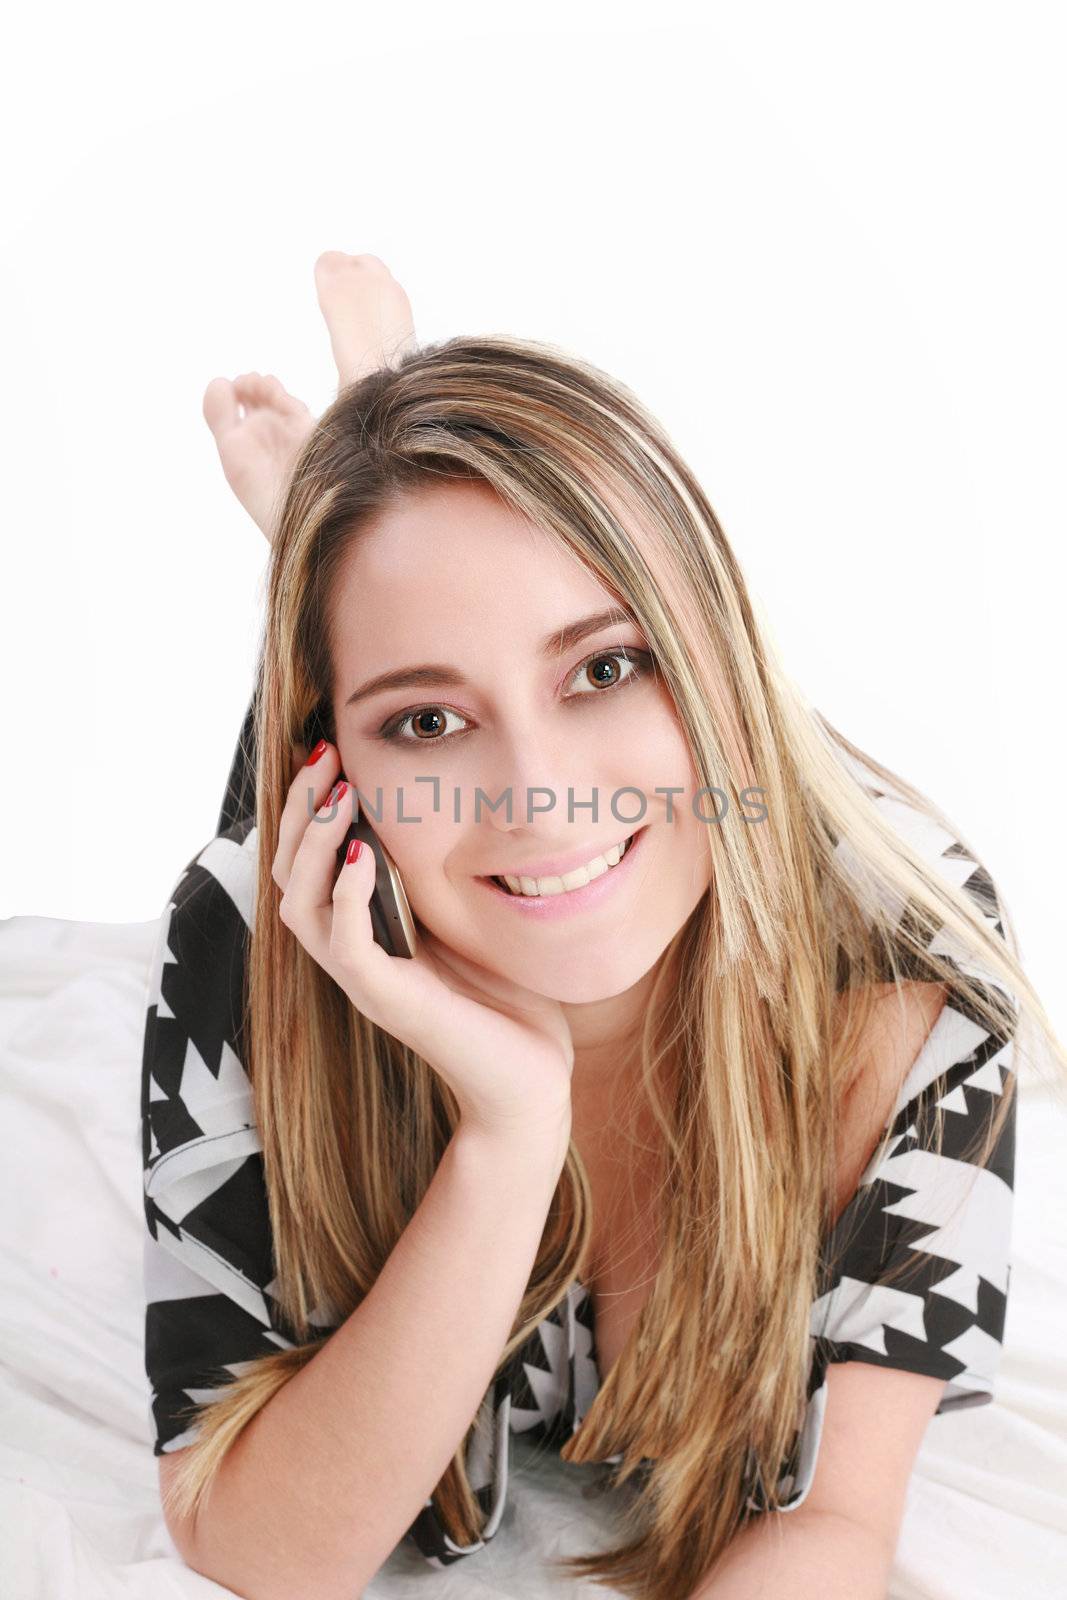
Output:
[{"xmin": 329, "ymin": 478, "xmax": 713, "ymax": 1005}]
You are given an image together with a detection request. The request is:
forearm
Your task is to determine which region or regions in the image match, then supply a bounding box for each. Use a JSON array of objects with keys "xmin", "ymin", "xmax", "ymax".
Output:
[
  {"xmin": 185, "ymin": 1114, "xmax": 571, "ymax": 1600},
  {"xmin": 687, "ymin": 1507, "xmax": 892, "ymax": 1600}
]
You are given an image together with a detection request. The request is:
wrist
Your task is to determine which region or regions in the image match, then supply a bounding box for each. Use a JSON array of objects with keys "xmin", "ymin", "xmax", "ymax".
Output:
[{"xmin": 455, "ymin": 1107, "xmax": 572, "ymax": 1170}]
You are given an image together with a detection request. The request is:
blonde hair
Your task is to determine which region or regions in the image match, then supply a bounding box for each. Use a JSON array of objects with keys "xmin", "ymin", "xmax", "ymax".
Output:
[{"xmin": 161, "ymin": 335, "xmax": 1064, "ymax": 1598}]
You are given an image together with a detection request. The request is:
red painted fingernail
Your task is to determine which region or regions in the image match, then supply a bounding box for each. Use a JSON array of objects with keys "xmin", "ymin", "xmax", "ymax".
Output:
[
  {"xmin": 333, "ymin": 781, "xmax": 349, "ymax": 805},
  {"xmin": 308, "ymin": 739, "xmax": 328, "ymax": 765},
  {"xmin": 346, "ymin": 838, "xmax": 363, "ymax": 864}
]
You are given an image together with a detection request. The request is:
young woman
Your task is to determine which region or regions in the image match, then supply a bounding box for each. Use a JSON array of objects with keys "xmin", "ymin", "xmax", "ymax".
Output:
[{"xmin": 141, "ymin": 254, "xmax": 1062, "ymax": 1600}]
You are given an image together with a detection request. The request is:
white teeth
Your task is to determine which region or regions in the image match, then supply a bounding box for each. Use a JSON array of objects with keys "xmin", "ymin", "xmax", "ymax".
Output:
[{"xmin": 499, "ymin": 834, "xmax": 634, "ymax": 897}]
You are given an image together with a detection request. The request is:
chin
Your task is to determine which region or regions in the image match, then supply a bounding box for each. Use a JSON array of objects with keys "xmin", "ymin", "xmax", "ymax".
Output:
[{"xmin": 508, "ymin": 950, "xmax": 658, "ymax": 1006}]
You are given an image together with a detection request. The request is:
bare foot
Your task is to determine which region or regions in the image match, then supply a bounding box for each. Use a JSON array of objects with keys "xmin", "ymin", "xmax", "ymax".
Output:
[
  {"xmin": 201, "ymin": 372, "xmax": 314, "ymax": 545},
  {"xmin": 202, "ymin": 255, "xmax": 417, "ymax": 545},
  {"xmin": 314, "ymin": 252, "xmax": 417, "ymax": 387}
]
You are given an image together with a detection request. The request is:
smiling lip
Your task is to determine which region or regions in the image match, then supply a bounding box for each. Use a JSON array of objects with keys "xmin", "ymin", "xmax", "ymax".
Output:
[
  {"xmin": 476, "ymin": 824, "xmax": 649, "ymax": 917},
  {"xmin": 479, "ymin": 829, "xmax": 641, "ymax": 883}
]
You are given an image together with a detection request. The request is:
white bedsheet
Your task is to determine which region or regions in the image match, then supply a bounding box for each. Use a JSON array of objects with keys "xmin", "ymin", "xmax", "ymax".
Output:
[{"xmin": 1, "ymin": 913, "xmax": 1064, "ymax": 1600}]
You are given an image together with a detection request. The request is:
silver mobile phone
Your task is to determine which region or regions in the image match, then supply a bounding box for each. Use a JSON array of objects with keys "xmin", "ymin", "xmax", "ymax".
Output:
[{"xmin": 336, "ymin": 810, "xmax": 418, "ymax": 959}]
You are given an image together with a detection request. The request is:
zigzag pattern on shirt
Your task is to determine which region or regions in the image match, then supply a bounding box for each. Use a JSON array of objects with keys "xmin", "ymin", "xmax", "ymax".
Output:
[{"xmin": 141, "ymin": 710, "xmax": 1021, "ymax": 1558}]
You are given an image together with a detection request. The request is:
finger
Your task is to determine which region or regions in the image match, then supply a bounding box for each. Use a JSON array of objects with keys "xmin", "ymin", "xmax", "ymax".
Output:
[
  {"xmin": 271, "ymin": 745, "xmax": 341, "ymax": 891},
  {"xmin": 328, "ymin": 832, "xmax": 380, "ymax": 969},
  {"xmin": 330, "ymin": 834, "xmax": 426, "ymax": 1024},
  {"xmin": 281, "ymin": 781, "xmax": 356, "ymax": 935}
]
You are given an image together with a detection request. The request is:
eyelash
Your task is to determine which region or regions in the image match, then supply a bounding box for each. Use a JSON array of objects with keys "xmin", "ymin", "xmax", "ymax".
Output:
[{"xmin": 377, "ymin": 647, "xmax": 655, "ymax": 746}]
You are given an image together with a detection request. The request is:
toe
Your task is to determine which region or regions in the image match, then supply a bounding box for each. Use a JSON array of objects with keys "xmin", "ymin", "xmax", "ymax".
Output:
[
  {"xmin": 314, "ymin": 251, "xmax": 388, "ymax": 295},
  {"xmin": 315, "ymin": 249, "xmax": 370, "ymax": 275},
  {"xmin": 233, "ymin": 372, "xmax": 268, "ymax": 398},
  {"xmin": 263, "ymin": 374, "xmax": 311, "ymax": 416},
  {"xmin": 314, "ymin": 249, "xmax": 349, "ymax": 276},
  {"xmin": 233, "ymin": 373, "xmax": 290, "ymax": 412},
  {"xmin": 202, "ymin": 377, "xmax": 239, "ymax": 436}
]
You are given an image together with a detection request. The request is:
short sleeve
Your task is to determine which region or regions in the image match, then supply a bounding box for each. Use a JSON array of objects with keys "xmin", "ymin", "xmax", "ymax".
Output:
[
  {"xmin": 747, "ymin": 805, "xmax": 1022, "ymax": 1516},
  {"xmin": 811, "ymin": 808, "xmax": 1020, "ymax": 1414},
  {"xmin": 403, "ymin": 1382, "xmax": 514, "ymax": 1565},
  {"xmin": 140, "ymin": 815, "xmax": 292, "ymax": 1456},
  {"xmin": 139, "ymin": 815, "xmax": 501, "ymax": 1567},
  {"xmin": 814, "ymin": 990, "xmax": 1017, "ymax": 1403}
]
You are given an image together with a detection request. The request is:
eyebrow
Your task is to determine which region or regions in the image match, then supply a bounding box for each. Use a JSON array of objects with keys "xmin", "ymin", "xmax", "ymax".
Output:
[{"xmin": 343, "ymin": 606, "xmax": 634, "ymax": 709}]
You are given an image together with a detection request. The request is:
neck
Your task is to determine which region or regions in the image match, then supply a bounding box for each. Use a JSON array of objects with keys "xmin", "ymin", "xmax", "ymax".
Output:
[{"xmin": 564, "ymin": 965, "xmax": 656, "ymax": 1085}]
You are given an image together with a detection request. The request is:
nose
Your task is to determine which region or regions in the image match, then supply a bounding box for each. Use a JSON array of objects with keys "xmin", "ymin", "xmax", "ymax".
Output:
[{"xmin": 476, "ymin": 728, "xmax": 601, "ymax": 836}]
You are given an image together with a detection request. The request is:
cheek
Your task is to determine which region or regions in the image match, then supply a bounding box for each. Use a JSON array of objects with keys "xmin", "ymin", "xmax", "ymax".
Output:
[
  {"xmin": 339, "ymin": 742, "xmax": 440, "ymax": 844},
  {"xmin": 629, "ymin": 727, "xmax": 700, "ymax": 825},
  {"xmin": 375, "ymin": 818, "xmax": 455, "ymax": 904},
  {"xmin": 656, "ymin": 753, "xmax": 716, "ymax": 895}
]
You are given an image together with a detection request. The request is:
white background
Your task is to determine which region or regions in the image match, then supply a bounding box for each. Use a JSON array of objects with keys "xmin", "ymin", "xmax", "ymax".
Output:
[{"xmin": 1, "ymin": 2, "xmax": 1062, "ymax": 1037}]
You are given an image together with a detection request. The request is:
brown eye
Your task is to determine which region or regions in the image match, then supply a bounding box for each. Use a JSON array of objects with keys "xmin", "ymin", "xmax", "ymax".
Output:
[
  {"xmin": 585, "ymin": 656, "xmax": 622, "ymax": 688},
  {"xmin": 378, "ymin": 648, "xmax": 654, "ymax": 748},
  {"xmin": 567, "ymin": 648, "xmax": 650, "ymax": 697},
  {"xmin": 379, "ymin": 705, "xmax": 470, "ymax": 745},
  {"xmin": 411, "ymin": 709, "xmax": 446, "ymax": 739}
]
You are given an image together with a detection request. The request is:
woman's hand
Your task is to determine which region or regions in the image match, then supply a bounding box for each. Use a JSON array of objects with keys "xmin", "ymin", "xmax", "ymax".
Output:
[
  {"xmin": 272, "ymin": 746, "xmax": 575, "ymax": 1141},
  {"xmin": 202, "ymin": 252, "xmax": 417, "ymax": 546}
]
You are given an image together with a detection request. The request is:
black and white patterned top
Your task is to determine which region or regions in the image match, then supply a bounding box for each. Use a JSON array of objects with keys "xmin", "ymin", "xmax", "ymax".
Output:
[{"xmin": 141, "ymin": 694, "xmax": 1019, "ymax": 1565}]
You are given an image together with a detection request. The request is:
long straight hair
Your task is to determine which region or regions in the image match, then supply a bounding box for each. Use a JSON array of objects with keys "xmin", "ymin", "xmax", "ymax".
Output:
[{"xmin": 160, "ymin": 335, "xmax": 1064, "ymax": 1598}]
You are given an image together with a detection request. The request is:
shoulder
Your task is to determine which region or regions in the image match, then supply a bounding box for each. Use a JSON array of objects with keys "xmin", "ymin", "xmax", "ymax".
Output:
[
  {"xmin": 830, "ymin": 981, "xmax": 949, "ymax": 1226},
  {"xmin": 825, "ymin": 763, "xmax": 1018, "ymax": 1221},
  {"xmin": 144, "ymin": 819, "xmax": 260, "ymax": 1035},
  {"xmin": 165, "ymin": 816, "xmax": 260, "ymax": 934},
  {"xmin": 832, "ymin": 746, "xmax": 1015, "ymax": 968}
]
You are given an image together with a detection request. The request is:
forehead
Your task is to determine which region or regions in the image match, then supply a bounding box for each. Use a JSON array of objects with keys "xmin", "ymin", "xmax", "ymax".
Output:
[{"xmin": 329, "ymin": 479, "xmax": 625, "ymax": 670}]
